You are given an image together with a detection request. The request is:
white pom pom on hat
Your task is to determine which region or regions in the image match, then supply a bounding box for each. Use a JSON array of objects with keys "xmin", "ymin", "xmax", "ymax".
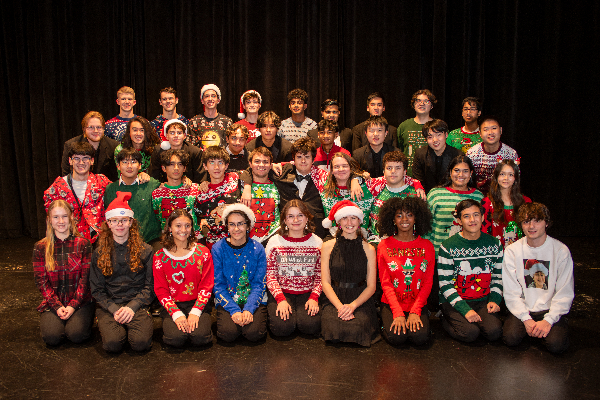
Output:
[
  {"xmin": 238, "ymin": 90, "xmax": 262, "ymax": 120},
  {"xmin": 322, "ymin": 199, "xmax": 364, "ymax": 229},
  {"xmin": 222, "ymin": 203, "xmax": 256, "ymax": 228}
]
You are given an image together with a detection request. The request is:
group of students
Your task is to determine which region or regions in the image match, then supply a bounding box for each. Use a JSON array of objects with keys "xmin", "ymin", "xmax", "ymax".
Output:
[{"xmin": 34, "ymin": 84, "xmax": 574, "ymax": 354}]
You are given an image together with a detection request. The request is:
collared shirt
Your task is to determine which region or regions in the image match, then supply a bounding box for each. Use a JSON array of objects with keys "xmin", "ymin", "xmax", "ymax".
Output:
[
  {"xmin": 294, "ymin": 169, "xmax": 310, "ymax": 198},
  {"xmin": 119, "ymin": 176, "xmax": 139, "ymax": 185}
]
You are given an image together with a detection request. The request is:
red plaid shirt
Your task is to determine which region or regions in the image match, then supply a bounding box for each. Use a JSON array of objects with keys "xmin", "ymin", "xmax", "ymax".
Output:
[{"xmin": 33, "ymin": 235, "xmax": 93, "ymax": 312}]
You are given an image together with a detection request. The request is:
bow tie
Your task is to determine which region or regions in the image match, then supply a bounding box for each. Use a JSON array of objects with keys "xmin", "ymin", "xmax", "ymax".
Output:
[{"xmin": 295, "ymin": 174, "xmax": 308, "ymax": 182}]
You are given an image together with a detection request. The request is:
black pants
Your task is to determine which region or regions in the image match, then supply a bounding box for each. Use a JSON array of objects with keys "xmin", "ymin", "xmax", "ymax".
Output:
[
  {"xmin": 380, "ymin": 303, "xmax": 430, "ymax": 345},
  {"xmin": 441, "ymin": 300, "xmax": 502, "ymax": 343},
  {"xmin": 96, "ymin": 307, "xmax": 153, "ymax": 352},
  {"xmin": 39, "ymin": 301, "xmax": 95, "ymax": 346},
  {"xmin": 267, "ymin": 292, "xmax": 321, "ymax": 337},
  {"xmin": 503, "ymin": 310, "xmax": 569, "ymax": 354},
  {"xmin": 216, "ymin": 305, "xmax": 267, "ymax": 342},
  {"xmin": 160, "ymin": 301, "xmax": 213, "ymax": 347}
]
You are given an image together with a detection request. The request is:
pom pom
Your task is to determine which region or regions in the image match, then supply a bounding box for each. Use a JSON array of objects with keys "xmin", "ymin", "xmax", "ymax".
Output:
[
  {"xmin": 160, "ymin": 141, "xmax": 171, "ymax": 150},
  {"xmin": 322, "ymin": 218, "xmax": 332, "ymax": 229},
  {"xmin": 238, "ymin": 112, "xmax": 246, "ymax": 120}
]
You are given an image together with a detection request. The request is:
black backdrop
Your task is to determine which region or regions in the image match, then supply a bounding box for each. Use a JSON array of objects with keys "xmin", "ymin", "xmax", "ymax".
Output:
[{"xmin": 1, "ymin": 1, "xmax": 598, "ymax": 239}]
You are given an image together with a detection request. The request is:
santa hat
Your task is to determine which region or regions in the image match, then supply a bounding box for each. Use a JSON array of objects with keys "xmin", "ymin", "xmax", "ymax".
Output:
[
  {"xmin": 238, "ymin": 90, "xmax": 262, "ymax": 120},
  {"xmin": 322, "ymin": 200, "xmax": 363, "ymax": 229},
  {"xmin": 222, "ymin": 203, "xmax": 256, "ymax": 228},
  {"xmin": 526, "ymin": 259, "xmax": 548, "ymax": 276},
  {"xmin": 161, "ymin": 119, "xmax": 187, "ymax": 150},
  {"xmin": 105, "ymin": 191, "xmax": 134, "ymax": 220}
]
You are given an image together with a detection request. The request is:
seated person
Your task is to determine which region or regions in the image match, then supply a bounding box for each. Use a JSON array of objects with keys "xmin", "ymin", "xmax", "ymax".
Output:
[
  {"xmin": 312, "ymin": 119, "xmax": 350, "ymax": 170},
  {"xmin": 236, "ymin": 90, "xmax": 262, "ymax": 141},
  {"xmin": 447, "ymin": 97, "xmax": 482, "ymax": 153},
  {"xmin": 246, "ymin": 111, "xmax": 293, "ymax": 163},
  {"xmin": 352, "ymin": 92, "xmax": 397, "ymax": 151},
  {"xmin": 308, "ymin": 99, "xmax": 352, "ymax": 152},
  {"xmin": 224, "ymin": 123, "xmax": 250, "ymax": 173},
  {"xmin": 278, "ymin": 88, "xmax": 317, "ymax": 143},
  {"xmin": 353, "ymin": 115, "xmax": 398, "ymax": 179}
]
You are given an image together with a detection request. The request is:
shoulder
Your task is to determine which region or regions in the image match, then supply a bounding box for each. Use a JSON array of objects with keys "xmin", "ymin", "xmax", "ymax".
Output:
[
  {"xmin": 322, "ymin": 238, "xmax": 336, "ymax": 252},
  {"xmin": 246, "ymin": 139, "xmax": 257, "ymax": 150},
  {"xmin": 448, "ymin": 128, "xmax": 461, "ymax": 135},
  {"xmin": 466, "ymin": 143, "xmax": 483, "ymax": 155},
  {"xmin": 362, "ymin": 240, "xmax": 376, "ymax": 255},
  {"xmin": 265, "ymin": 235, "xmax": 283, "ymax": 254},
  {"xmin": 102, "ymin": 136, "xmax": 119, "ymax": 148},
  {"xmin": 352, "ymin": 145, "xmax": 368, "ymax": 158},
  {"xmin": 64, "ymin": 135, "xmax": 83, "ymax": 146}
]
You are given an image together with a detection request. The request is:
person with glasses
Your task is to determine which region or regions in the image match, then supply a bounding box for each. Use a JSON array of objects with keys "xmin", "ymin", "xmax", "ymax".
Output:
[
  {"xmin": 397, "ymin": 89, "xmax": 437, "ymax": 176},
  {"xmin": 211, "ymin": 204, "xmax": 268, "ymax": 342},
  {"xmin": 45, "ymin": 142, "xmax": 111, "ymax": 244},
  {"xmin": 187, "ymin": 84, "xmax": 233, "ymax": 150},
  {"xmin": 151, "ymin": 87, "xmax": 188, "ymax": 142},
  {"xmin": 224, "ymin": 123, "xmax": 250, "ymax": 173},
  {"xmin": 61, "ymin": 111, "xmax": 118, "ymax": 181},
  {"xmin": 447, "ymin": 97, "xmax": 483, "ymax": 154},
  {"xmin": 114, "ymin": 116, "xmax": 161, "ymax": 175},
  {"xmin": 90, "ymin": 192, "xmax": 155, "ymax": 352}
]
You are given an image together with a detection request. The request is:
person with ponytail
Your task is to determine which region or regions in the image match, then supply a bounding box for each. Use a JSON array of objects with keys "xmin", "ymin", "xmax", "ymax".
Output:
[{"xmin": 33, "ymin": 200, "xmax": 94, "ymax": 346}]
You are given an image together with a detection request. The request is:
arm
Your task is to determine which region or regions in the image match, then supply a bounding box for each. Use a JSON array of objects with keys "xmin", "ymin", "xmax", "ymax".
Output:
[
  {"xmin": 409, "ymin": 241, "xmax": 435, "ymax": 316},
  {"xmin": 403, "ymin": 175, "xmax": 425, "ymax": 193},
  {"xmin": 544, "ymin": 246, "xmax": 575, "ymax": 325},
  {"xmin": 125, "ymin": 248, "xmax": 156, "ymax": 312},
  {"xmin": 502, "ymin": 245, "xmax": 532, "ymax": 321},
  {"xmin": 481, "ymin": 197, "xmax": 493, "ymax": 234},
  {"xmin": 265, "ymin": 246, "xmax": 285, "ymax": 303},
  {"xmin": 212, "ymin": 244, "xmax": 242, "ymax": 315},
  {"xmin": 377, "ymin": 243, "xmax": 404, "ymax": 318},
  {"xmin": 32, "ymin": 243, "xmax": 63, "ymax": 311},
  {"xmin": 242, "ymin": 244, "xmax": 267, "ymax": 314},
  {"xmin": 351, "ymin": 242, "xmax": 377, "ymax": 309},
  {"xmin": 488, "ymin": 244, "xmax": 504, "ymax": 306},
  {"xmin": 191, "ymin": 250, "xmax": 214, "ymax": 315},
  {"xmin": 309, "ymin": 250, "xmax": 323, "ymax": 301},
  {"xmin": 89, "ymin": 251, "xmax": 120, "ymax": 314},
  {"xmin": 152, "ymin": 252, "xmax": 183, "ymax": 320},
  {"xmin": 320, "ymin": 240, "xmax": 343, "ymax": 309},
  {"xmin": 437, "ymin": 245, "xmax": 472, "ymax": 317},
  {"xmin": 66, "ymin": 240, "xmax": 93, "ymax": 309}
]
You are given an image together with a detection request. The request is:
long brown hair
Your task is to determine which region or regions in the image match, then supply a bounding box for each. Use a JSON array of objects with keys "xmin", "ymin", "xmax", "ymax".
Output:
[
  {"xmin": 97, "ymin": 218, "xmax": 145, "ymax": 276},
  {"xmin": 322, "ymin": 152, "xmax": 363, "ymax": 198},
  {"xmin": 160, "ymin": 209, "xmax": 197, "ymax": 251},
  {"xmin": 44, "ymin": 200, "xmax": 81, "ymax": 271},
  {"xmin": 276, "ymin": 199, "xmax": 315, "ymax": 236},
  {"xmin": 489, "ymin": 160, "xmax": 526, "ymax": 224},
  {"xmin": 122, "ymin": 116, "xmax": 160, "ymax": 154}
]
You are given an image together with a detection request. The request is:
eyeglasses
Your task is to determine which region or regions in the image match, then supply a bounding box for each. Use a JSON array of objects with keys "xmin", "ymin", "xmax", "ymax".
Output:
[
  {"xmin": 228, "ymin": 222, "xmax": 247, "ymax": 228},
  {"xmin": 286, "ymin": 214, "xmax": 305, "ymax": 221},
  {"xmin": 120, "ymin": 160, "xmax": 139, "ymax": 165},
  {"xmin": 107, "ymin": 218, "xmax": 131, "ymax": 226},
  {"xmin": 86, "ymin": 126, "xmax": 104, "ymax": 131},
  {"xmin": 414, "ymin": 99, "xmax": 431, "ymax": 105},
  {"xmin": 71, "ymin": 156, "xmax": 92, "ymax": 163}
]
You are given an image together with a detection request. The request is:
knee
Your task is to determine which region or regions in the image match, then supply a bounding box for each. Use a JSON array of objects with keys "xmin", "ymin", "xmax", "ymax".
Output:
[
  {"xmin": 42, "ymin": 331, "xmax": 63, "ymax": 346},
  {"xmin": 410, "ymin": 328, "xmax": 430, "ymax": 346},
  {"xmin": 65, "ymin": 326, "xmax": 91, "ymax": 344},
  {"xmin": 103, "ymin": 338, "xmax": 125, "ymax": 353},
  {"xmin": 269, "ymin": 316, "xmax": 296, "ymax": 337},
  {"xmin": 129, "ymin": 335, "xmax": 152, "ymax": 352},
  {"xmin": 545, "ymin": 335, "xmax": 569, "ymax": 354},
  {"xmin": 190, "ymin": 328, "xmax": 213, "ymax": 346},
  {"xmin": 243, "ymin": 323, "xmax": 267, "ymax": 342},
  {"xmin": 297, "ymin": 316, "xmax": 321, "ymax": 336},
  {"xmin": 384, "ymin": 330, "xmax": 409, "ymax": 346},
  {"xmin": 217, "ymin": 325, "xmax": 240, "ymax": 342},
  {"xmin": 503, "ymin": 329, "xmax": 525, "ymax": 347},
  {"xmin": 460, "ymin": 324, "xmax": 482, "ymax": 343},
  {"xmin": 483, "ymin": 324, "xmax": 503, "ymax": 342},
  {"xmin": 164, "ymin": 332, "xmax": 187, "ymax": 348}
]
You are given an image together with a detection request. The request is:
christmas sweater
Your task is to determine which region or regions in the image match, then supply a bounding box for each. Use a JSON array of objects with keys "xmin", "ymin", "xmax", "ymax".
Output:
[
  {"xmin": 151, "ymin": 183, "xmax": 202, "ymax": 232},
  {"xmin": 265, "ymin": 233, "xmax": 323, "ymax": 303},
  {"xmin": 278, "ymin": 116, "xmax": 317, "ymax": 143},
  {"xmin": 437, "ymin": 232, "xmax": 503, "ymax": 316},
  {"xmin": 481, "ymin": 195, "xmax": 532, "ymax": 248},
  {"xmin": 237, "ymin": 119, "xmax": 261, "ymax": 141},
  {"xmin": 151, "ymin": 114, "xmax": 189, "ymax": 142},
  {"xmin": 187, "ymin": 113, "xmax": 233, "ymax": 150},
  {"xmin": 447, "ymin": 127, "xmax": 481, "ymax": 154},
  {"xmin": 249, "ymin": 181, "xmax": 280, "ymax": 243},
  {"xmin": 114, "ymin": 144, "xmax": 152, "ymax": 175},
  {"xmin": 377, "ymin": 236, "xmax": 435, "ymax": 317},
  {"xmin": 397, "ymin": 118, "xmax": 428, "ymax": 175},
  {"xmin": 43, "ymin": 174, "xmax": 111, "ymax": 243},
  {"xmin": 466, "ymin": 142, "xmax": 519, "ymax": 194},
  {"xmin": 193, "ymin": 172, "xmax": 244, "ymax": 247},
  {"xmin": 212, "ymin": 238, "xmax": 267, "ymax": 315},
  {"xmin": 368, "ymin": 184, "xmax": 419, "ymax": 242},
  {"xmin": 105, "ymin": 115, "xmax": 135, "ymax": 141},
  {"xmin": 153, "ymin": 244, "xmax": 214, "ymax": 321},
  {"xmin": 426, "ymin": 187, "xmax": 484, "ymax": 254},
  {"xmin": 502, "ymin": 236, "xmax": 574, "ymax": 325}
]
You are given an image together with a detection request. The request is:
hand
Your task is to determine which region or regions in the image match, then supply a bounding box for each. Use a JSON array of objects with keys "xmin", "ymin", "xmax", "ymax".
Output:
[
  {"xmin": 406, "ymin": 313, "xmax": 423, "ymax": 332},
  {"xmin": 175, "ymin": 315, "xmax": 190, "ymax": 333},
  {"xmin": 487, "ymin": 302, "xmax": 500, "ymax": 313},
  {"xmin": 137, "ymin": 172, "xmax": 150, "ymax": 184},
  {"xmin": 276, "ymin": 300, "xmax": 292, "ymax": 321},
  {"xmin": 524, "ymin": 319, "xmax": 536, "ymax": 336},
  {"xmin": 241, "ymin": 310, "xmax": 254, "ymax": 325},
  {"xmin": 187, "ymin": 314, "xmax": 199, "ymax": 332},
  {"xmin": 362, "ymin": 171, "xmax": 371, "ymax": 180},
  {"xmin": 416, "ymin": 188, "xmax": 426, "ymax": 201},
  {"xmin": 531, "ymin": 320, "xmax": 552, "ymax": 338},
  {"xmin": 305, "ymin": 299, "xmax": 319, "ymax": 316},
  {"xmin": 241, "ymin": 185, "xmax": 252, "ymax": 207},
  {"xmin": 350, "ymin": 178, "xmax": 364, "ymax": 201},
  {"xmin": 114, "ymin": 306, "xmax": 135, "ymax": 324},
  {"xmin": 182, "ymin": 176, "xmax": 192, "ymax": 188},
  {"xmin": 198, "ymin": 181, "xmax": 209, "ymax": 193},
  {"xmin": 465, "ymin": 310, "xmax": 482, "ymax": 323},
  {"xmin": 61, "ymin": 306, "xmax": 75, "ymax": 320},
  {"xmin": 390, "ymin": 315, "xmax": 407, "ymax": 335},
  {"xmin": 56, "ymin": 306, "xmax": 68, "ymax": 319},
  {"xmin": 338, "ymin": 303, "xmax": 356, "ymax": 321},
  {"xmin": 231, "ymin": 312, "xmax": 244, "ymax": 326},
  {"xmin": 272, "ymin": 163, "xmax": 282, "ymax": 176}
]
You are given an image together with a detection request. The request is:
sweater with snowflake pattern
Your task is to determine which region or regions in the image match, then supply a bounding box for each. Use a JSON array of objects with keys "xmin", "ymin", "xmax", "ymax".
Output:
[{"xmin": 466, "ymin": 142, "xmax": 519, "ymax": 194}]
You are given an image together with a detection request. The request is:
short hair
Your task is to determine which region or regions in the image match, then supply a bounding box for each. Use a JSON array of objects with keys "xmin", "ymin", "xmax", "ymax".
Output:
[
  {"xmin": 122, "ymin": 116, "xmax": 160, "ymax": 153},
  {"xmin": 117, "ymin": 86, "xmax": 135, "ymax": 99},
  {"xmin": 411, "ymin": 89, "xmax": 437, "ymax": 108},
  {"xmin": 291, "ymin": 137, "xmax": 317, "ymax": 159},
  {"xmin": 68, "ymin": 142, "xmax": 95, "ymax": 158},
  {"xmin": 256, "ymin": 111, "xmax": 282, "ymax": 129},
  {"xmin": 160, "ymin": 149, "xmax": 189, "ymax": 167},
  {"xmin": 159, "ymin": 87, "xmax": 177, "ymax": 98},
  {"xmin": 226, "ymin": 123, "xmax": 249, "ymax": 140},
  {"xmin": 165, "ymin": 121, "xmax": 188, "ymax": 135},
  {"xmin": 382, "ymin": 150, "xmax": 408, "ymax": 170},
  {"xmin": 516, "ymin": 202, "xmax": 553, "ymax": 229},
  {"xmin": 364, "ymin": 115, "xmax": 389, "ymax": 133},
  {"xmin": 287, "ymin": 88, "xmax": 308, "ymax": 104},
  {"xmin": 439, "ymin": 154, "xmax": 476, "ymax": 188},
  {"xmin": 277, "ymin": 199, "xmax": 315, "ymax": 236},
  {"xmin": 478, "ymin": 115, "xmax": 501, "ymax": 127},
  {"xmin": 160, "ymin": 209, "xmax": 197, "ymax": 250},
  {"xmin": 421, "ymin": 119, "xmax": 449, "ymax": 138},
  {"xmin": 81, "ymin": 111, "xmax": 105, "ymax": 135},
  {"xmin": 462, "ymin": 97, "xmax": 481, "ymax": 110},
  {"xmin": 202, "ymin": 145, "xmax": 230, "ymax": 165},
  {"xmin": 249, "ymin": 146, "xmax": 273, "ymax": 163},
  {"xmin": 367, "ymin": 92, "xmax": 385, "ymax": 106},
  {"xmin": 453, "ymin": 199, "xmax": 484, "ymax": 219},
  {"xmin": 242, "ymin": 91, "xmax": 260, "ymax": 104},
  {"xmin": 115, "ymin": 147, "xmax": 143, "ymax": 164},
  {"xmin": 376, "ymin": 196, "xmax": 432, "ymax": 237},
  {"xmin": 321, "ymin": 99, "xmax": 340, "ymax": 112},
  {"xmin": 317, "ymin": 119, "xmax": 338, "ymax": 133}
]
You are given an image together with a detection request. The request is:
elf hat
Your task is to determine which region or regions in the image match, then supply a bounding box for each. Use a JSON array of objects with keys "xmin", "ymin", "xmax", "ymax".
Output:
[
  {"xmin": 222, "ymin": 203, "xmax": 256, "ymax": 228},
  {"xmin": 322, "ymin": 200, "xmax": 364, "ymax": 229},
  {"xmin": 105, "ymin": 191, "xmax": 134, "ymax": 220},
  {"xmin": 238, "ymin": 90, "xmax": 262, "ymax": 120}
]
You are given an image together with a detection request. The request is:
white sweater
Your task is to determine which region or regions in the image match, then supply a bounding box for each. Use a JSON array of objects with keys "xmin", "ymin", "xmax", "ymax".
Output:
[{"xmin": 502, "ymin": 236, "xmax": 574, "ymax": 325}]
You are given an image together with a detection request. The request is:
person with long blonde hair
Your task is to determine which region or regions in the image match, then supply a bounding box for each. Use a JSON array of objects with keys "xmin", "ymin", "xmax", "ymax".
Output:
[{"xmin": 33, "ymin": 199, "xmax": 94, "ymax": 346}]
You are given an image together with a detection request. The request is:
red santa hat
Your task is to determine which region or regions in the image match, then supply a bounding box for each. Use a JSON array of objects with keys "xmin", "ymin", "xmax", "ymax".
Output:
[
  {"xmin": 105, "ymin": 191, "xmax": 134, "ymax": 220},
  {"xmin": 322, "ymin": 200, "xmax": 364, "ymax": 229},
  {"xmin": 238, "ymin": 90, "xmax": 262, "ymax": 120},
  {"xmin": 161, "ymin": 119, "xmax": 187, "ymax": 150}
]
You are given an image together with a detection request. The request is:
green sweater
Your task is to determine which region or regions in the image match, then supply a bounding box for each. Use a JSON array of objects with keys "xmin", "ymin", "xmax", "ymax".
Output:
[
  {"xmin": 397, "ymin": 118, "xmax": 427, "ymax": 176},
  {"xmin": 104, "ymin": 178, "xmax": 161, "ymax": 242},
  {"xmin": 446, "ymin": 127, "xmax": 482, "ymax": 154},
  {"xmin": 437, "ymin": 232, "xmax": 503, "ymax": 316}
]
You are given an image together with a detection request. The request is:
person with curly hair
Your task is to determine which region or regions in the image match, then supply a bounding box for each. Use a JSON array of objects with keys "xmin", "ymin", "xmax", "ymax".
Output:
[
  {"xmin": 153, "ymin": 209, "xmax": 214, "ymax": 348},
  {"xmin": 376, "ymin": 197, "xmax": 435, "ymax": 345},
  {"xmin": 90, "ymin": 192, "xmax": 155, "ymax": 352},
  {"xmin": 114, "ymin": 116, "xmax": 160, "ymax": 175},
  {"xmin": 33, "ymin": 200, "xmax": 94, "ymax": 346}
]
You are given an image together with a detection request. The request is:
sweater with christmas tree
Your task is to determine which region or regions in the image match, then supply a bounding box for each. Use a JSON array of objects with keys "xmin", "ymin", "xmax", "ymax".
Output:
[
  {"xmin": 249, "ymin": 181, "xmax": 280, "ymax": 243},
  {"xmin": 481, "ymin": 195, "xmax": 532, "ymax": 248},
  {"xmin": 265, "ymin": 233, "xmax": 323, "ymax": 303},
  {"xmin": 377, "ymin": 236, "xmax": 435, "ymax": 317},
  {"xmin": 447, "ymin": 127, "xmax": 481, "ymax": 154},
  {"xmin": 437, "ymin": 232, "xmax": 503, "ymax": 316},
  {"xmin": 368, "ymin": 184, "xmax": 419, "ymax": 242},
  {"xmin": 466, "ymin": 142, "xmax": 519, "ymax": 194},
  {"xmin": 153, "ymin": 244, "xmax": 214, "ymax": 321},
  {"xmin": 151, "ymin": 183, "xmax": 202, "ymax": 232}
]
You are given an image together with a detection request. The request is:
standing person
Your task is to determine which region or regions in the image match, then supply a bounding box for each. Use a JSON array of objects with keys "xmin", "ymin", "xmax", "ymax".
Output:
[
  {"xmin": 153, "ymin": 209, "xmax": 214, "ymax": 348},
  {"xmin": 187, "ymin": 84, "xmax": 233, "ymax": 150},
  {"xmin": 212, "ymin": 204, "xmax": 268, "ymax": 342},
  {"xmin": 105, "ymin": 86, "xmax": 138, "ymax": 142},
  {"xmin": 308, "ymin": 99, "xmax": 353, "ymax": 152},
  {"xmin": 438, "ymin": 199, "xmax": 503, "ymax": 343},
  {"xmin": 151, "ymin": 87, "xmax": 188, "ymax": 141},
  {"xmin": 278, "ymin": 88, "xmax": 317, "ymax": 143},
  {"xmin": 114, "ymin": 116, "xmax": 161, "ymax": 175},
  {"xmin": 265, "ymin": 200, "xmax": 323, "ymax": 337},
  {"xmin": 224, "ymin": 123, "xmax": 250, "ymax": 173},
  {"xmin": 481, "ymin": 160, "xmax": 531, "ymax": 248},
  {"xmin": 351, "ymin": 93, "xmax": 397, "ymax": 151},
  {"xmin": 236, "ymin": 90, "xmax": 262, "ymax": 141},
  {"xmin": 502, "ymin": 203, "xmax": 574, "ymax": 354},
  {"xmin": 352, "ymin": 116, "xmax": 398, "ymax": 179},
  {"xmin": 320, "ymin": 201, "xmax": 378, "ymax": 346},
  {"xmin": 311, "ymin": 119, "xmax": 351, "ymax": 171},
  {"xmin": 33, "ymin": 200, "xmax": 94, "ymax": 346},
  {"xmin": 376, "ymin": 197, "xmax": 435, "ymax": 345},
  {"xmin": 90, "ymin": 192, "xmax": 154, "ymax": 352},
  {"xmin": 447, "ymin": 97, "xmax": 482, "ymax": 154},
  {"xmin": 246, "ymin": 111, "xmax": 293, "ymax": 163},
  {"xmin": 397, "ymin": 89, "xmax": 436, "ymax": 175}
]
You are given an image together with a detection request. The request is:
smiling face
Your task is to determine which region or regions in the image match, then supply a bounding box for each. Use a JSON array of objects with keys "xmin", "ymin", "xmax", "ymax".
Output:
[
  {"xmin": 169, "ymin": 215, "xmax": 192, "ymax": 245},
  {"xmin": 367, "ymin": 97, "xmax": 385, "ymax": 116},
  {"xmin": 394, "ymin": 209, "xmax": 415, "ymax": 236},
  {"xmin": 458, "ymin": 205, "xmax": 483, "ymax": 235},
  {"xmin": 318, "ymin": 128, "xmax": 337, "ymax": 147},
  {"xmin": 250, "ymin": 153, "xmax": 271, "ymax": 180},
  {"xmin": 116, "ymin": 93, "xmax": 136, "ymax": 113},
  {"xmin": 365, "ymin": 123, "xmax": 386, "ymax": 147},
  {"xmin": 522, "ymin": 218, "xmax": 547, "ymax": 244},
  {"xmin": 258, "ymin": 119, "xmax": 278, "ymax": 141},
  {"xmin": 338, "ymin": 215, "xmax": 360, "ymax": 236},
  {"xmin": 49, "ymin": 206, "xmax": 70, "ymax": 237},
  {"xmin": 117, "ymin": 157, "xmax": 141, "ymax": 180},
  {"xmin": 331, "ymin": 156, "xmax": 351, "ymax": 185},
  {"xmin": 450, "ymin": 162, "xmax": 472, "ymax": 191},
  {"xmin": 243, "ymin": 97, "xmax": 261, "ymax": 114},
  {"xmin": 107, "ymin": 217, "xmax": 132, "ymax": 241},
  {"xmin": 479, "ymin": 119, "xmax": 502, "ymax": 146},
  {"xmin": 226, "ymin": 129, "xmax": 247, "ymax": 154},
  {"xmin": 201, "ymin": 90, "xmax": 220, "ymax": 110},
  {"xmin": 497, "ymin": 164, "xmax": 516, "ymax": 190},
  {"xmin": 289, "ymin": 99, "xmax": 307, "ymax": 116},
  {"xmin": 284, "ymin": 206, "xmax": 308, "ymax": 236},
  {"xmin": 162, "ymin": 155, "xmax": 186, "ymax": 181},
  {"xmin": 414, "ymin": 94, "xmax": 433, "ymax": 115},
  {"xmin": 69, "ymin": 154, "xmax": 94, "ymax": 177},
  {"xmin": 294, "ymin": 151, "xmax": 313, "ymax": 175},
  {"xmin": 159, "ymin": 92, "xmax": 178, "ymax": 112},
  {"xmin": 322, "ymin": 105, "xmax": 340, "ymax": 122},
  {"xmin": 166, "ymin": 124, "xmax": 186, "ymax": 149},
  {"xmin": 84, "ymin": 117, "xmax": 104, "ymax": 142},
  {"xmin": 533, "ymin": 270, "xmax": 546, "ymax": 288},
  {"xmin": 130, "ymin": 121, "xmax": 145, "ymax": 147},
  {"xmin": 227, "ymin": 212, "xmax": 248, "ymax": 243},
  {"xmin": 426, "ymin": 129, "xmax": 448, "ymax": 155}
]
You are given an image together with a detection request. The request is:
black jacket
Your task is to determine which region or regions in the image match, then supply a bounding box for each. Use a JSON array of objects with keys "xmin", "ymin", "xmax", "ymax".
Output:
[
  {"xmin": 149, "ymin": 141, "xmax": 204, "ymax": 183},
  {"xmin": 245, "ymin": 135, "xmax": 293, "ymax": 163},
  {"xmin": 351, "ymin": 120, "xmax": 397, "ymax": 152},
  {"xmin": 307, "ymin": 127, "xmax": 353, "ymax": 153},
  {"xmin": 352, "ymin": 142, "xmax": 398, "ymax": 179},
  {"xmin": 412, "ymin": 144, "xmax": 461, "ymax": 194},
  {"xmin": 61, "ymin": 135, "xmax": 119, "ymax": 181}
]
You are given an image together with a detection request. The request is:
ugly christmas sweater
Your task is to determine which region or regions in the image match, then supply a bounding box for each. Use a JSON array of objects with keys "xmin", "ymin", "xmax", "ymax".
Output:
[
  {"xmin": 481, "ymin": 195, "xmax": 532, "ymax": 248},
  {"xmin": 466, "ymin": 142, "xmax": 519, "ymax": 194},
  {"xmin": 187, "ymin": 113, "xmax": 233, "ymax": 150},
  {"xmin": 151, "ymin": 114, "xmax": 189, "ymax": 142},
  {"xmin": 152, "ymin": 182, "xmax": 202, "ymax": 232},
  {"xmin": 368, "ymin": 184, "xmax": 419, "ymax": 242},
  {"xmin": 447, "ymin": 127, "xmax": 481, "ymax": 154},
  {"xmin": 105, "ymin": 115, "xmax": 135, "ymax": 141},
  {"xmin": 249, "ymin": 181, "xmax": 281, "ymax": 243}
]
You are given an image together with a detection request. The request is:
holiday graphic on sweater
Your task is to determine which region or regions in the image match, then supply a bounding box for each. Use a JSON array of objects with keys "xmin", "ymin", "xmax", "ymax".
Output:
[
  {"xmin": 368, "ymin": 184, "xmax": 418, "ymax": 240},
  {"xmin": 447, "ymin": 127, "xmax": 482, "ymax": 154},
  {"xmin": 523, "ymin": 259, "xmax": 550, "ymax": 290},
  {"xmin": 466, "ymin": 142, "xmax": 519, "ymax": 193},
  {"xmin": 151, "ymin": 183, "xmax": 201, "ymax": 231},
  {"xmin": 234, "ymin": 268, "xmax": 251, "ymax": 306},
  {"xmin": 402, "ymin": 259, "xmax": 415, "ymax": 291},
  {"xmin": 481, "ymin": 196, "xmax": 531, "ymax": 248},
  {"xmin": 455, "ymin": 260, "xmax": 492, "ymax": 299},
  {"xmin": 105, "ymin": 116, "xmax": 133, "ymax": 141},
  {"xmin": 249, "ymin": 182, "xmax": 280, "ymax": 242},
  {"xmin": 187, "ymin": 114, "xmax": 232, "ymax": 150}
]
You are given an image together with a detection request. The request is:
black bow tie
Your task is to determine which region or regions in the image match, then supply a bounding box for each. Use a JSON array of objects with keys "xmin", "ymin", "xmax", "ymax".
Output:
[{"xmin": 295, "ymin": 174, "xmax": 308, "ymax": 182}]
